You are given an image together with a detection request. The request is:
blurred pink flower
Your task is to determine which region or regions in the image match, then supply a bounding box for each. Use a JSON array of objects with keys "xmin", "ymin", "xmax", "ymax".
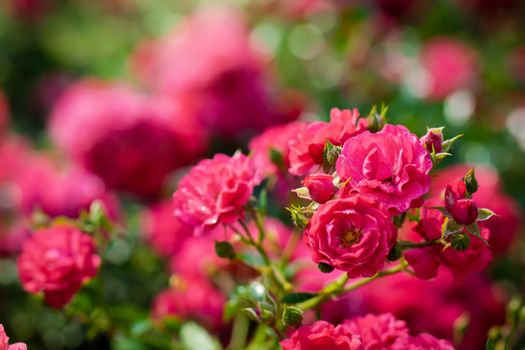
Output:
[
  {"xmin": 17, "ymin": 225, "xmax": 100, "ymax": 308},
  {"xmin": 5, "ymin": 0, "xmax": 52, "ymax": 22},
  {"xmin": 304, "ymin": 194, "xmax": 396, "ymax": 278},
  {"xmin": 131, "ymin": 8, "xmax": 300, "ymax": 137},
  {"xmin": 142, "ymin": 200, "xmax": 193, "ymax": 258},
  {"xmin": 337, "ymin": 124, "xmax": 432, "ymax": 215},
  {"xmin": 249, "ymin": 122, "xmax": 302, "ymax": 176},
  {"xmin": 420, "ymin": 38, "xmax": 477, "ymax": 100},
  {"xmin": 388, "ymin": 333, "xmax": 454, "ymax": 350},
  {"xmin": 172, "ymin": 153, "xmax": 262, "ymax": 234},
  {"xmin": 0, "ymin": 91, "xmax": 9, "ymax": 138},
  {"xmin": 152, "ymin": 277, "xmax": 225, "ymax": 330},
  {"xmin": 50, "ymin": 79, "xmax": 206, "ymax": 197},
  {"xmin": 289, "ymin": 108, "xmax": 368, "ymax": 176},
  {"xmin": 360, "ymin": 272, "xmax": 505, "ymax": 350},
  {"xmin": 0, "ymin": 324, "xmax": 26, "ymax": 350},
  {"xmin": 431, "ymin": 165, "xmax": 521, "ymax": 254}
]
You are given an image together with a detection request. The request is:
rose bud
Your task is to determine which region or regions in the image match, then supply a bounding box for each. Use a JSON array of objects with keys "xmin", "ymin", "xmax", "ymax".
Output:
[
  {"xmin": 444, "ymin": 180, "xmax": 467, "ymax": 213},
  {"xmin": 420, "ymin": 128, "xmax": 444, "ymax": 153},
  {"xmin": 450, "ymin": 199, "xmax": 478, "ymax": 225},
  {"xmin": 302, "ymin": 174, "xmax": 336, "ymax": 204}
]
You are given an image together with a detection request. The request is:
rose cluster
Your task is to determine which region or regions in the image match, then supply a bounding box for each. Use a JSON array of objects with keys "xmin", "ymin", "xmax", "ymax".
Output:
[{"xmin": 280, "ymin": 313, "xmax": 453, "ymax": 350}]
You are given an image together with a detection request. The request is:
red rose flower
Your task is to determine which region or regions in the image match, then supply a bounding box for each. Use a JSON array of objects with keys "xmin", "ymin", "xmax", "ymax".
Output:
[{"xmin": 304, "ymin": 195, "xmax": 397, "ymax": 278}]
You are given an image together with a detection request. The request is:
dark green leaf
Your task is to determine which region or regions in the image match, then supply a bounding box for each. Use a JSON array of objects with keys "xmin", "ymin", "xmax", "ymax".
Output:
[{"xmin": 282, "ymin": 292, "xmax": 317, "ymax": 304}]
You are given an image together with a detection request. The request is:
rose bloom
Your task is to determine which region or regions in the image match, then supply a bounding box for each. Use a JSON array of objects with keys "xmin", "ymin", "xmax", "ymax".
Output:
[
  {"xmin": 304, "ymin": 194, "xmax": 397, "ymax": 278},
  {"xmin": 173, "ymin": 153, "xmax": 262, "ymax": 234},
  {"xmin": 141, "ymin": 200, "xmax": 193, "ymax": 258},
  {"xmin": 17, "ymin": 225, "xmax": 100, "ymax": 308},
  {"xmin": 404, "ymin": 199, "xmax": 492, "ymax": 279},
  {"xmin": 131, "ymin": 8, "xmax": 300, "ymax": 137},
  {"xmin": 0, "ymin": 324, "xmax": 26, "ymax": 350},
  {"xmin": 50, "ymin": 79, "xmax": 206, "ymax": 197},
  {"xmin": 337, "ymin": 124, "xmax": 432, "ymax": 216},
  {"xmin": 343, "ymin": 313, "xmax": 408, "ymax": 349},
  {"xmin": 359, "ymin": 271, "xmax": 505, "ymax": 350},
  {"xmin": 280, "ymin": 320, "xmax": 363, "ymax": 350},
  {"xmin": 152, "ymin": 277, "xmax": 225, "ymax": 330},
  {"xmin": 431, "ymin": 165, "xmax": 521, "ymax": 254},
  {"xmin": 420, "ymin": 38, "xmax": 477, "ymax": 100},
  {"xmin": 289, "ymin": 108, "xmax": 368, "ymax": 176},
  {"xmin": 388, "ymin": 334, "xmax": 454, "ymax": 350}
]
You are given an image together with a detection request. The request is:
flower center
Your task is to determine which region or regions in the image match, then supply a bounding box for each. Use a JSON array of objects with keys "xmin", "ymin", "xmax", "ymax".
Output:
[{"xmin": 341, "ymin": 230, "xmax": 361, "ymax": 246}]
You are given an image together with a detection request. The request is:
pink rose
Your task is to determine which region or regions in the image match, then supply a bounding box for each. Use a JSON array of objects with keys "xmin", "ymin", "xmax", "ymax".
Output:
[
  {"xmin": 304, "ymin": 195, "xmax": 397, "ymax": 278},
  {"xmin": 303, "ymin": 174, "xmax": 336, "ymax": 204},
  {"xmin": 431, "ymin": 165, "xmax": 521, "ymax": 254},
  {"xmin": 360, "ymin": 272, "xmax": 505, "ymax": 350},
  {"xmin": 280, "ymin": 321, "xmax": 363, "ymax": 350},
  {"xmin": 343, "ymin": 313, "xmax": 408, "ymax": 349},
  {"xmin": 337, "ymin": 124, "xmax": 432, "ymax": 216},
  {"xmin": 289, "ymin": 108, "xmax": 368, "ymax": 176},
  {"xmin": 0, "ymin": 324, "xmax": 26, "ymax": 350},
  {"xmin": 388, "ymin": 334, "xmax": 454, "ymax": 350},
  {"xmin": 404, "ymin": 199, "xmax": 492, "ymax": 279},
  {"xmin": 142, "ymin": 201, "xmax": 193, "ymax": 257},
  {"xmin": 15, "ymin": 156, "xmax": 119, "ymax": 219},
  {"xmin": 50, "ymin": 79, "xmax": 207, "ymax": 197},
  {"xmin": 172, "ymin": 153, "xmax": 262, "ymax": 234},
  {"xmin": 17, "ymin": 225, "xmax": 100, "ymax": 308},
  {"xmin": 152, "ymin": 277, "xmax": 225, "ymax": 330},
  {"xmin": 420, "ymin": 38, "xmax": 477, "ymax": 100}
]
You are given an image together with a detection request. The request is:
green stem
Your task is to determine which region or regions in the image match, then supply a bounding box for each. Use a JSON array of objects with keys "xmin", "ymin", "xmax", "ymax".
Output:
[
  {"xmin": 298, "ymin": 262, "xmax": 407, "ymax": 311},
  {"xmin": 226, "ymin": 314, "xmax": 249, "ymax": 350}
]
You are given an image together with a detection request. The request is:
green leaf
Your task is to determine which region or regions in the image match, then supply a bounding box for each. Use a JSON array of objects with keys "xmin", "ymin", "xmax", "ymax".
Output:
[
  {"xmin": 269, "ymin": 148, "xmax": 286, "ymax": 171},
  {"xmin": 465, "ymin": 224, "xmax": 490, "ymax": 246},
  {"xmin": 214, "ymin": 241, "xmax": 236, "ymax": 259},
  {"xmin": 478, "ymin": 208, "xmax": 496, "ymax": 221},
  {"xmin": 441, "ymin": 217, "xmax": 463, "ymax": 238},
  {"xmin": 282, "ymin": 292, "xmax": 317, "ymax": 304},
  {"xmin": 486, "ymin": 339, "xmax": 496, "ymax": 350},
  {"xmin": 449, "ymin": 233, "xmax": 471, "ymax": 251},
  {"xmin": 180, "ymin": 322, "xmax": 222, "ymax": 350},
  {"xmin": 442, "ymin": 133, "xmax": 463, "ymax": 153}
]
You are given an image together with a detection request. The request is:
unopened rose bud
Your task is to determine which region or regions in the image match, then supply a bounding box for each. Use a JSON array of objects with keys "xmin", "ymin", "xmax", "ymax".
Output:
[
  {"xmin": 420, "ymin": 128, "xmax": 444, "ymax": 153},
  {"xmin": 282, "ymin": 306, "xmax": 303, "ymax": 328},
  {"xmin": 451, "ymin": 199, "xmax": 478, "ymax": 225},
  {"xmin": 464, "ymin": 168, "xmax": 479, "ymax": 195},
  {"xmin": 445, "ymin": 180, "xmax": 467, "ymax": 212},
  {"xmin": 302, "ymin": 174, "xmax": 336, "ymax": 204}
]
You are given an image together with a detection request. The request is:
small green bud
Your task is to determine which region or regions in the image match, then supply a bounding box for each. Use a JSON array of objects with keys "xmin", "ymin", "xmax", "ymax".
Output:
[
  {"xmin": 282, "ymin": 306, "xmax": 303, "ymax": 327},
  {"xmin": 322, "ymin": 141, "xmax": 341, "ymax": 172},
  {"xmin": 464, "ymin": 168, "xmax": 479, "ymax": 195},
  {"xmin": 449, "ymin": 233, "xmax": 471, "ymax": 251}
]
